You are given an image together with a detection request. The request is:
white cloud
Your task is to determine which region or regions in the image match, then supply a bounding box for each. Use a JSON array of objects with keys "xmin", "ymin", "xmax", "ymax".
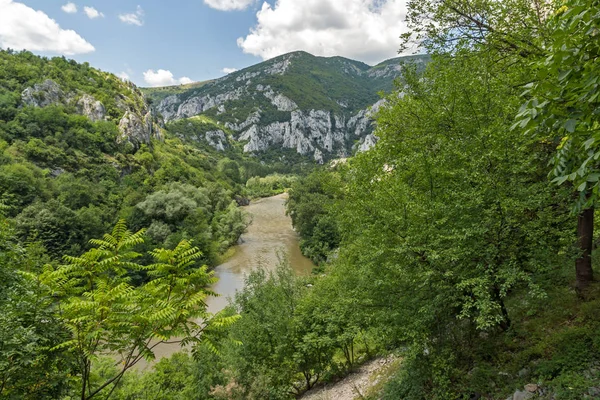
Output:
[
  {"xmin": 143, "ymin": 69, "xmax": 194, "ymax": 87},
  {"xmin": 222, "ymin": 67, "xmax": 238, "ymax": 74},
  {"xmin": 117, "ymin": 71, "xmax": 130, "ymax": 81},
  {"xmin": 83, "ymin": 6, "xmax": 104, "ymax": 19},
  {"xmin": 118, "ymin": 5, "xmax": 144, "ymax": 26},
  {"xmin": 237, "ymin": 0, "xmax": 409, "ymax": 65},
  {"xmin": 0, "ymin": 0, "xmax": 94, "ymax": 55},
  {"xmin": 61, "ymin": 2, "xmax": 77, "ymax": 14},
  {"xmin": 204, "ymin": 0, "xmax": 254, "ymax": 11}
]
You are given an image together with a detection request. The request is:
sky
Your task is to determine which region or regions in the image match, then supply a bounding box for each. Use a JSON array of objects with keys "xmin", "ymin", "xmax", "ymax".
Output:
[{"xmin": 0, "ymin": 0, "xmax": 410, "ymax": 87}]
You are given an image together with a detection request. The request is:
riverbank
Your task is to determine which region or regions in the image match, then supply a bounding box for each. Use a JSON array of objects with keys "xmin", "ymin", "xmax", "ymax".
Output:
[{"xmin": 138, "ymin": 193, "xmax": 313, "ymax": 369}]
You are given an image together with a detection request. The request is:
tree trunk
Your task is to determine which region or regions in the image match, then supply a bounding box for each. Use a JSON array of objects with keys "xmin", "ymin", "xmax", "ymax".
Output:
[
  {"xmin": 576, "ymin": 206, "xmax": 594, "ymax": 294},
  {"xmin": 492, "ymin": 285, "xmax": 511, "ymax": 331}
]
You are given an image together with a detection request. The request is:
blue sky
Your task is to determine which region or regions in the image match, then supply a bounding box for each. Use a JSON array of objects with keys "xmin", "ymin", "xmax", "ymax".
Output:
[{"xmin": 0, "ymin": 0, "xmax": 410, "ymax": 87}]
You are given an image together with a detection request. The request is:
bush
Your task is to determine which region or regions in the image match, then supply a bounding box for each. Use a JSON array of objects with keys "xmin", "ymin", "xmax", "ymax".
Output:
[{"xmin": 245, "ymin": 174, "xmax": 298, "ymax": 198}]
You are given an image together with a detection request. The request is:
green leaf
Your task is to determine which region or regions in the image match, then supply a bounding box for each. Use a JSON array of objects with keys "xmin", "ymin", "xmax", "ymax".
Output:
[
  {"xmin": 552, "ymin": 175, "xmax": 570, "ymax": 185},
  {"xmin": 558, "ymin": 69, "xmax": 572, "ymax": 81},
  {"xmin": 587, "ymin": 173, "xmax": 600, "ymax": 182},
  {"xmin": 520, "ymin": 117, "xmax": 531, "ymax": 129},
  {"xmin": 565, "ymin": 119, "xmax": 577, "ymax": 133}
]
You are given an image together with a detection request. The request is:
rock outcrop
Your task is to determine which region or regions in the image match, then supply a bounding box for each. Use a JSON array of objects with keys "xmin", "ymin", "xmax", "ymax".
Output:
[
  {"xmin": 262, "ymin": 87, "xmax": 298, "ymax": 112},
  {"xmin": 20, "ymin": 79, "xmax": 162, "ymax": 148},
  {"xmin": 76, "ymin": 94, "xmax": 106, "ymax": 122},
  {"xmin": 234, "ymin": 108, "xmax": 370, "ymax": 160},
  {"xmin": 118, "ymin": 111, "xmax": 153, "ymax": 146},
  {"xmin": 205, "ymin": 130, "xmax": 228, "ymax": 151},
  {"xmin": 147, "ymin": 51, "xmax": 429, "ymax": 161},
  {"xmin": 21, "ymin": 79, "xmax": 65, "ymax": 108},
  {"xmin": 357, "ymin": 134, "xmax": 378, "ymax": 152}
]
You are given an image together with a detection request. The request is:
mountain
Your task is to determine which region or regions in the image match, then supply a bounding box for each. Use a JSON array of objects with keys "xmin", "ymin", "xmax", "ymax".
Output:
[
  {"xmin": 0, "ymin": 51, "xmax": 162, "ymax": 149},
  {"xmin": 144, "ymin": 51, "xmax": 429, "ymax": 163},
  {"xmin": 0, "ymin": 50, "xmax": 297, "ymax": 266}
]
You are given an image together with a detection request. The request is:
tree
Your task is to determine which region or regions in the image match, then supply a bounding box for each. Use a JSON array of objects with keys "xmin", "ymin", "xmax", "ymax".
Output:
[
  {"xmin": 0, "ymin": 208, "xmax": 74, "ymax": 399},
  {"xmin": 286, "ymin": 170, "xmax": 341, "ymax": 264},
  {"xmin": 402, "ymin": 0, "xmax": 551, "ymax": 58},
  {"xmin": 516, "ymin": 0, "xmax": 600, "ymax": 293},
  {"xmin": 41, "ymin": 220, "xmax": 237, "ymax": 400},
  {"xmin": 221, "ymin": 262, "xmax": 339, "ymax": 398}
]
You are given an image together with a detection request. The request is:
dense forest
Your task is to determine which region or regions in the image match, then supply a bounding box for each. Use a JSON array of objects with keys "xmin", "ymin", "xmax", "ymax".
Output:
[
  {"xmin": 2, "ymin": 0, "xmax": 600, "ymax": 399},
  {"xmin": 0, "ymin": 49, "xmax": 304, "ymax": 398}
]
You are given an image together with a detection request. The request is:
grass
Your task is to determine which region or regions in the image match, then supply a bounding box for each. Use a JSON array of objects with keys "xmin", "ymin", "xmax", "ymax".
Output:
[{"xmin": 216, "ymin": 246, "xmax": 237, "ymax": 265}]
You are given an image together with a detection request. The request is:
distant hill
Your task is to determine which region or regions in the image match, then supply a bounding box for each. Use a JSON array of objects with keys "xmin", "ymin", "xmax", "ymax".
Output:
[{"xmin": 144, "ymin": 51, "xmax": 429, "ymax": 163}]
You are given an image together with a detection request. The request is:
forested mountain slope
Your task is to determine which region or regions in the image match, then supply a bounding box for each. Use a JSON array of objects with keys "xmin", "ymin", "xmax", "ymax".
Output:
[
  {"xmin": 0, "ymin": 49, "xmax": 302, "ymax": 399},
  {"xmin": 0, "ymin": 49, "xmax": 289, "ymax": 266},
  {"xmin": 144, "ymin": 52, "xmax": 429, "ymax": 163}
]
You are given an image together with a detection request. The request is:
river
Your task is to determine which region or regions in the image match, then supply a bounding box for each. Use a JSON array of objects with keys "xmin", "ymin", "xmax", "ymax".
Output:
[{"xmin": 145, "ymin": 193, "xmax": 314, "ymax": 365}]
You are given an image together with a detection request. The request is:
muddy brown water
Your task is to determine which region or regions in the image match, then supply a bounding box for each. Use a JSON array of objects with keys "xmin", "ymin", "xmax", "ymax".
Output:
[{"xmin": 139, "ymin": 193, "xmax": 314, "ymax": 368}]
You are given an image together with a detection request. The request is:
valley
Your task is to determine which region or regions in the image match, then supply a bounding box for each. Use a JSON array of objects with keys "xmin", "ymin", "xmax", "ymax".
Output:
[
  {"xmin": 2, "ymin": 0, "xmax": 600, "ymax": 398},
  {"xmin": 146, "ymin": 193, "xmax": 314, "ymax": 366}
]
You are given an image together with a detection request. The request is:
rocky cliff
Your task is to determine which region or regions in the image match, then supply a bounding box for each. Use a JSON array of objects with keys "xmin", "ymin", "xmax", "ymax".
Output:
[
  {"xmin": 21, "ymin": 78, "xmax": 162, "ymax": 148},
  {"xmin": 145, "ymin": 52, "xmax": 428, "ymax": 163}
]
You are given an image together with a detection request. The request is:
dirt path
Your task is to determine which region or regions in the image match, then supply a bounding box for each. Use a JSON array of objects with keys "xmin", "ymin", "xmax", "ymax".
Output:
[{"xmin": 301, "ymin": 356, "xmax": 399, "ymax": 400}]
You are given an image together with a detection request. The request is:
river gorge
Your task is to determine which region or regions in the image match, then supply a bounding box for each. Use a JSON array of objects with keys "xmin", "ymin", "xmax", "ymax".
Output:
[{"xmin": 145, "ymin": 193, "xmax": 314, "ymax": 366}]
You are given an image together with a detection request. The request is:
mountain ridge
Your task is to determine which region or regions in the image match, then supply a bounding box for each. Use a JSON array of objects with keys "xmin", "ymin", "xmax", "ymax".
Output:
[{"xmin": 143, "ymin": 51, "xmax": 429, "ymax": 163}]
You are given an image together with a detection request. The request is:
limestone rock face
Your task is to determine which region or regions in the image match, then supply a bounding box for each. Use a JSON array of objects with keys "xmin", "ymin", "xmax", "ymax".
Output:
[
  {"xmin": 21, "ymin": 78, "xmax": 162, "ymax": 148},
  {"xmin": 357, "ymin": 134, "xmax": 379, "ymax": 152},
  {"xmin": 148, "ymin": 51, "xmax": 426, "ymax": 161},
  {"xmin": 225, "ymin": 110, "xmax": 261, "ymax": 132},
  {"xmin": 264, "ymin": 56, "xmax": 293, "ymax": 75},
  {"xmin": 263, "ymin": 88, "xmax": 298, "ymax": 111},
  {"xmin": 205, "ymin": 130, "xmax": 228, "ymax": 151},
  {"xmin": 21, "ymin": 79, "xmax": 64, "ymax": 107},
  {"xmin": 118, "ymin": 111, "xmax": 153, "ymax": 146},
  {"xmin": 157, "ymin": 95, "xmax": 180, "ymax": 121},
  {"xmin": 313, "ymin": 148, "xmax": 324, "ymax": 164},
  {"xmin": 367, "ymin": 63, "xmax": 402, "ymax": 79},
  {"xmin": 159, "ymin": 87, "xmax": 246, "ymax": 122},
  {"xmin": 159, "ymin": 88, "xmax": 382, "ymax": 159},
  {"xmin": 234, "ymin": 108, "xmax": 359, "ymax": 157},
  {"xmin": 76, "ymin": 94, "xmax": 106, "ymax": 122}
]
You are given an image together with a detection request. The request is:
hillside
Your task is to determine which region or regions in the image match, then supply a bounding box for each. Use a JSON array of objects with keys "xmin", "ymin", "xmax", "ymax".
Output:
[
  {"xmin": 0, "ymin": 49, "xmax": 297, "ymax": 265},
  {"xmin": 144, "ymin": 51, "xmax": 429, "ymax": 163},
  {"xmin": 0, "ymin": 50, "xmax": 317, "ymax": 399}
]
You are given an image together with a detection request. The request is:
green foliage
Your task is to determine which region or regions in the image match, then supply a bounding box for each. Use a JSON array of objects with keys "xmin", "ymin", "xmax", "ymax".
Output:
[
  {"xmin": 0, "ymin": 49, "xmax": 262, "ymax": 271},
  {"xmin": 3, "ymin": 5, "xmax": 600, "ymax": 398},
  {"xmin": 0, "ymin": 50, "xmax": 142, "ymax": 121},
  {"xmin": 286, "ymin": 170, "xmax": 341, "ymax": 264},
  {"xmin": 516, "ymin": 0, "xmax": 600, "ymax": 211},
  {"xmin": 245, "ymin": 173, "xmax": 297, "ymax": 198},
  {"xmin": 279, "ymin": 33, "xmax": 587, "ymax": 398},
  {"xmin": 147, "ymin": 51, "xmax": 424, "ymax": 117},
  {"xmin": 108, "ymin": 351, "xmax": 227, "ymax": 400},
  {"xmin": 211, "ymin": 201, "xmax": 250, "ymax": 252},
  {"xmin": 218, "ymin": 262, "xmax": 338, "ymax": 398},
  {"xmin": 166, "ymin": 117, "xmax": 241, "ymax": 159},
  {"xmin": 40, "ymin": 220, "xmax": 235, "ymax": 399},
  {"xmin": 15, "ymin": 199, "xmax": 87, "ymax": 257},
  {"xmin": 0, "ymin": 210, "xmax": 75, "ymax": 399},
  {"xmin": 144, "ymin": 51, "xmax": 431, "ymax": 163},
  {"xmin": 141, "ymin": 80, "xmax": 213, "ymax": 102}
]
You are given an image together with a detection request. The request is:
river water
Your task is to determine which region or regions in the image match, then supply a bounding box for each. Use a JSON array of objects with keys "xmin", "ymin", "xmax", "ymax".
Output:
[{"xmin": 146, "ymin": 193, "xmax": 314, "ymax": 365}]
